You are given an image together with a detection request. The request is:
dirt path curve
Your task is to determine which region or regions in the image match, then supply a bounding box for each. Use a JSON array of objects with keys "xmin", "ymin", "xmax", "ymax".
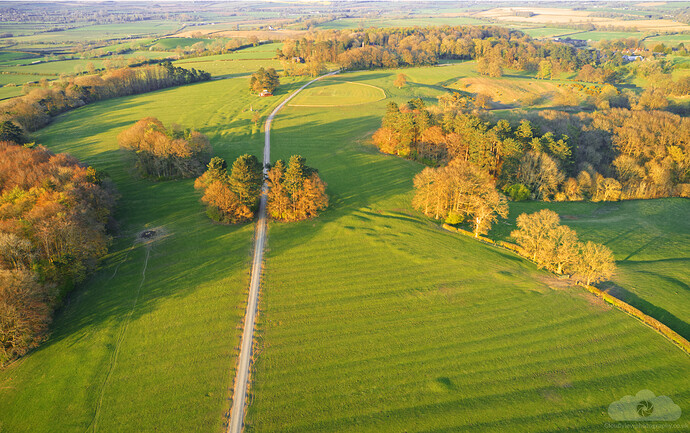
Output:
[{"xmin": 227, "ymin": 70, "xmax": 339, "ymax": 433}]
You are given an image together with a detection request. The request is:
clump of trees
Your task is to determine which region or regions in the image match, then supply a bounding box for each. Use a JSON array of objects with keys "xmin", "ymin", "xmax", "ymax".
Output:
[
  {"xmin": 0, "ymin": 142, "xmax": 116, "ymax": 366},
  {"xmin": 0, "ymin": 62, "xmax": 210, "ymax": 133},
  {"xmin": 511, "ymin": 209, "xmax": 615, "ymax": 285},
  {"xmin": 373, "ymin": 98, "xmax": 690, "ymax": 202},
  {"xmin": 249, "ymin": 67, "xmax": 280, "ymax": 93},
  {"xmin": 412, "ymin": 159, "xmax": 508, "ymax": 236},
  {"xmin": 118, "ymin": 117, "xmax": 211, "ymax": 179},
  {"xmin": 194, "ymin": 155, "xmax": 263, "ymax": 224},
  {"xmin": 267, "ymin": 155, "xmax": 329, "ymax": 222}
]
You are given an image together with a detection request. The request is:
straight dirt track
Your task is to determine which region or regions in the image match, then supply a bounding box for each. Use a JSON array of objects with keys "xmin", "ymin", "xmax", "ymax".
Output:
[{"xmin": 227, "ymin": 70, "xmax": 340, "ymax": 433}]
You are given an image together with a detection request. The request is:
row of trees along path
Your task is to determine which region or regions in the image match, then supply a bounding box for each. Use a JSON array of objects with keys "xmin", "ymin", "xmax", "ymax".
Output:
[{"xmin": 227, "ymin": 70, "xmax": 340, "ymax": 433}]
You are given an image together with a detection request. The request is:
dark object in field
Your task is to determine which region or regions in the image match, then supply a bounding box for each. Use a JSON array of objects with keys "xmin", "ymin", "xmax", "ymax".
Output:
[{"xmin": 140, "ymin": 230, "xmax": 157, "ymax": 239}]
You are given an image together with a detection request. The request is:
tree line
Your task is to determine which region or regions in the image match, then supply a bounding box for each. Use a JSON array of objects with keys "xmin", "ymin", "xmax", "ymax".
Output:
[
  {"xmin": 118, "ymin": 117, "xmax": 212, "ymax": 180},
  {"xmin": 0, "ymin": 142, "xmax": 116, "ymax": 367},
  {"xmin": 0, "ymin": 62, "xmax": 210, "ymax": 136},
  {"xmin": 194, "ymin": 154, "xmax": 328, "ymax": 223},
  {"xmin": 374, "ymin": 99, "xmax": 690, "ymax": 201},
  {"xmin": 274, "ymin": 26, "xmax": 606, "ymax": 74},
  {"xmin": 511, "ymin": 209, "xmax": 616, "ymax": 286}
]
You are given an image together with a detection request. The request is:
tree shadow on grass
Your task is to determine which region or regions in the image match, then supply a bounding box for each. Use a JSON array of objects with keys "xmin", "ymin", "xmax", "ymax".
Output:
[
  {"xmin": 600, "ymin": 281, "xmax": 690, "ymax": 340},
  {"xmin": 37, "ymin": 214, "xmax": 253, "ymax": 353}
]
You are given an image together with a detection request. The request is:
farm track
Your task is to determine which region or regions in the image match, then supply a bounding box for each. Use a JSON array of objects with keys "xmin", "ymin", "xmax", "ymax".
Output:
[{"xmin": 226, "ymin": 70, "xmax": 339, "ymax": 433}]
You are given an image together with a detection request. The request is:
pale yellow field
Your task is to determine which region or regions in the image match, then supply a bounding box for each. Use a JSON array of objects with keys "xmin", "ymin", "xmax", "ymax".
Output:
[
  {"xmin": 473, "ymin": 7, "xmax": 689, "ymax": 31},
  {"xmin": 453, "ymin": 76, "xmax": 566, "ymax": 106},
  {"xmin": 175, "ymin": 28, "xmax": 306, "ymax": 40}
]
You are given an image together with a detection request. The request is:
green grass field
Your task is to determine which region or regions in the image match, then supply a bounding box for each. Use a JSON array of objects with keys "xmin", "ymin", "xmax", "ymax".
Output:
[
  {"xmin": 174, "ymin": 58, "xmax": 283, "ymax": 78},
  {"xmin": 645, "ymin": 34, "xmax": 690, "ymax": 48},
  {"xmin": 0, "ymin": 50, "xmax": 688, "ymax": 433},
  {"xmin": 316, "ymin": 16, "xmax": 488, "ymax": 30},
  {"xmin": 241, "ymin": 69, "xmax": 690, "ymax": 432},
  {"xmin": 153, "ymin": 37, "xmax": 211, "ymax": 50},
  {"xmin": 9, "ymin": 21, "xmax": 183, "ymax": 45},
  {"xmin": 518, "ymin": 27, "xmax": 576, "ymax": 38},
  {"xmin": 0, "ymin": 50, "xmax": 40, "ymax": 64},
  {"xmin": 0, "ymin": 51, "xmax": 173, "ymax": 79},
  {"xmin": 488, "ymin": 199, "xmax": 690, "ymax": 341},
  {"xmin": 0, "ymin": 85, "xmax": 23, "ymax": 100},
  {"xmin": 289, "ymin": 78, "xmax": 386, "ymax": 106},
  {"xmin": 0, "ymin": 60, "xmax": 313, "ymax": 432},
  {"xmin": 574, "ymin": 31, "xmax": 647, "ymax": 41}
]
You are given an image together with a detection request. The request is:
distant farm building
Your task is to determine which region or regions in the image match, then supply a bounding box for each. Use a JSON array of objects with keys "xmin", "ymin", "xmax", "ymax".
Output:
[
  {"xmin": 291, "ymin": 56, "xmax": 305, "ymax": 63},
  {"xmin": 259, "ymin": 89, "xmax": 273, "ymax": 97},
  {"xmin": 622, "ymin": 55, "xmax": 643, "ymax": 62},
  {"xmin": 552, "ymin": 37, "xmax": 587, "ymax": 47}
]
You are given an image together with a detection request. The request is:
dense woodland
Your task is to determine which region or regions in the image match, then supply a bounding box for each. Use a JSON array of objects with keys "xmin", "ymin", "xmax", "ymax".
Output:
[
  {"xmin": 277, "ymin": 26, "xmax": 606, "ymax": 73},
  {"xmin": 267, "ymin": 155, "xmax": 329, "ymax": 222},
  {"xmin": 375, "ymin": 99, "xmax": 690, "ymax": 202},
  {"xmin": 118, "ymin": 118, "xmax": 212, "ymax": 179},
  {"xmin": 0, "ymin": 143, "xmax": 115, "ymax": 366},
  {"xmin": 0, "ymin": 62, "xmax": 210, "ymax": 134},
  {"xmin": 194, "ymin": 155, "xmax": 263, "ymax": 224}
]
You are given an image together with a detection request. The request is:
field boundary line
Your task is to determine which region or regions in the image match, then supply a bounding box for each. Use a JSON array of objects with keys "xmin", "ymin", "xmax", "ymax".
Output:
[
  {"xmin": 440, "ymin": 223, "xmax": 690, "ymax": 357},
  {"xmin": 226, "ymin": 70, "xmax": 340, "ymax": 433}
]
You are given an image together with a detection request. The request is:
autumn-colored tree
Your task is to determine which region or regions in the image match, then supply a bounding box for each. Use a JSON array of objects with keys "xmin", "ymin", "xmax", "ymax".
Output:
[
  {"xmin": 516, "ymin": 151, "xmax": 564, "ymax": 200},
  {"xmin": 266, "ymin": 155, "xmax": 328, "ymax": 222},
  {"xmin": 511, "ymin": 209, "xmax": 616, "ymax": 281},
  {"xmin": 394, "ymin": 73, "xmax": 408, "ymax": 89},
  {"xmin": 573, "ymin": 241, "xmax": 616, "ymax": 286},
  {"xmin": 249, "ymin": 67, "xmax": 280, "ymax": 93},
  {"xmin": 194, "ymin": 155, "xmax": 262, "ymax": 224},
  {"xmin": 511, "ymin": 209, "xmax": 562, "ymax": 263},
  {"xmin": 0, "ymin": 143, "xmax": 115, "ymax": 366},
  {"xmin": 118, "ymin": 117, "xmax": 211, "ymax": 179},
  {"xmin": 412, "ymin": 159, "xmax": 507, "ymax": 236}
]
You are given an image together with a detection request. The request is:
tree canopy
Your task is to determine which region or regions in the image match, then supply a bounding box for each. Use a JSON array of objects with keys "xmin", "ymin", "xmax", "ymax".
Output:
[
  {"xmin": 249, "ymin": 67, "xmax": 280, "ymax": 93},
  {"xmin": 511, "ymin": 209, "xmax": 616, "ymax": 284},
  {"xmin": 373, "ymin": 98, "xmax": 690, "ymax": 202},
  {"xmin": 118, "ymin": 117, "xmax": 211, "ymax": 179},
  {"xmin": 194, "ymin": 155, "xmax": 263, "ymax": 224},
  {"xmin": 0, "ymin": 142, "xmax": 116, "ymax": 366},
  {"xmin": 266, "ymin": 155, "xmax": 329, "ymax": 222},
  {"xmin": 412, "ymin": 159, "xmax": 508, "ymax": 236}
]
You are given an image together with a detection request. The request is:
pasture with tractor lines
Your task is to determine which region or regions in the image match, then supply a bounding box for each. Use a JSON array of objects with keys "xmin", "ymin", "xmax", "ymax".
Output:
[
  {"xmin": 0, "ymin": 64, "xmax": 313, "ymax": 432},
  {"xmin": 489, "ymin": 199, "xmax": 690, "ymax": 341},
  {"xmin": 1, "ymin": 6, "xmax": 689, "ymax": 432},
  {"xmin": 242, "ymin": 69, "xmax": 690, "ymax": 432}
]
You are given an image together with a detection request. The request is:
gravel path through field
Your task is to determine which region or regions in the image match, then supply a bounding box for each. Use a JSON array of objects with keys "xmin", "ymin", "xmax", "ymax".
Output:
[{"xmin": 227, "ymin": 70, "xmax": 339, "ymax": 433}]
